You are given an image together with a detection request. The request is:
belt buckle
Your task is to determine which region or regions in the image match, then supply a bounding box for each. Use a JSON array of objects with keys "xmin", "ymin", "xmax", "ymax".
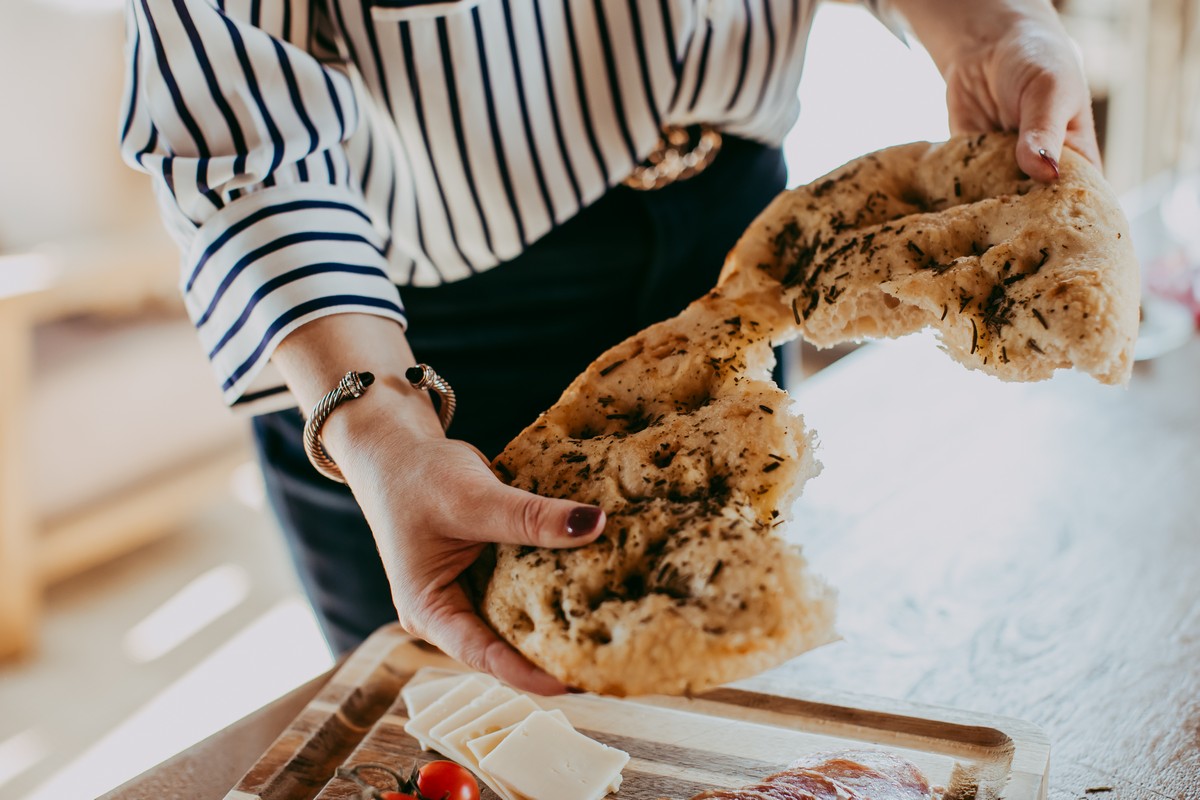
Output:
[{"xmin": 623, "ymin": 124, "xmax": 722, "ymax": 191}]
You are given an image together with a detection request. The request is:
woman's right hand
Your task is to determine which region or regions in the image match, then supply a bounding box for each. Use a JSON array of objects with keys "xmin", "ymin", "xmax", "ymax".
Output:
[{"xmin": 273, "ymin": 313, "xmax": 606, "ymax": 695}]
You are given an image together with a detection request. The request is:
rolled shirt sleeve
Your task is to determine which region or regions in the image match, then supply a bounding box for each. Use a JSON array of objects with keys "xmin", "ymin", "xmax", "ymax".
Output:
[
  {"xmin": 858, "ymin": 0, "xmax": 910, "ymax": 41},
  {"xmin": 120, "ymin": 0, "xmax": 405, "ymax": 411}
]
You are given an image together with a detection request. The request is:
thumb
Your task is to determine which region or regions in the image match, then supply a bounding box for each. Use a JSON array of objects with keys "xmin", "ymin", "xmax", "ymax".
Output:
[
  {"xmin": 457, "ymin": 480, "xmax": 606, "ymax": 548},
  {"xmin": 1015, "ymin": 75, "xmax": 1071, "ymax": 183}
]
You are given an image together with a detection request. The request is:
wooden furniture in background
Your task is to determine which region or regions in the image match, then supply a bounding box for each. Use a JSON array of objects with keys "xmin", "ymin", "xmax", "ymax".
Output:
[
  {"xmin": 0, "ymin": 233, "xmax": 250, "ymax": 660},
  {"xmin": 1064, "ymin": 0, "xmax": 1200, "ymax": 192},
  {"xmin": 106, "ymin": 331, "xmax": 1200, "ymax": 800}
]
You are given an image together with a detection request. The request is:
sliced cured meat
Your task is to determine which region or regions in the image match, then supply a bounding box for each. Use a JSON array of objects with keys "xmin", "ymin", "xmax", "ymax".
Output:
[{"xmin": 688, "ymin": 750, "xmax": 932, "ymax": 800}]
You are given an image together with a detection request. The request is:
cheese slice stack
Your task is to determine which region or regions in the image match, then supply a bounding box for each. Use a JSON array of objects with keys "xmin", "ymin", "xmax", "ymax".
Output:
[
  {"xmin": 401, "ymin": 669, "xmax": 629, "ymax": 800},
  {"xmin": 405, "ymin": 675, "xmax": 498, "ymax": 749},
  {"xmin": 401, "ymin": 675, "xmax": 467, "ymax": 717}
]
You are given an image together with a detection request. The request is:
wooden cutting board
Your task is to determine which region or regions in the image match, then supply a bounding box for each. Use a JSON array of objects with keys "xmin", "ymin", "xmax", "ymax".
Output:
[{"xmin": 226, "ymin": 625, "xmax": 1049, "ymax": 800}]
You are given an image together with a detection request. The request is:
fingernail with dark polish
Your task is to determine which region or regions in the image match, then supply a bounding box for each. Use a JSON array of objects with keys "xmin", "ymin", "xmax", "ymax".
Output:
[
  {"xmin": 566, "ymin": 506, "xmax": 603, "ymax": 537},
  {"xmin": 1038, "ymin": 148, "xmax": 1060, "ymax": 179}
]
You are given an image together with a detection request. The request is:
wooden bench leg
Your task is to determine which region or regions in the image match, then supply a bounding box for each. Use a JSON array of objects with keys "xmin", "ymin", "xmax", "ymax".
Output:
[{"xmin": 0, "ymin": 313, "xmax": 38, "ymax": 659}]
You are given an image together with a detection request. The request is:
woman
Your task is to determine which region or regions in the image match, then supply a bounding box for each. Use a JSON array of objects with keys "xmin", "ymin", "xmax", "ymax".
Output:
[{"xmin": 121, "ymin": 0, "xmax": 1100, "ymax": 694}]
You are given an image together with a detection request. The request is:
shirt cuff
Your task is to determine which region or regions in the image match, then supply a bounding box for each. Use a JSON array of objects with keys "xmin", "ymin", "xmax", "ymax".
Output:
[
  {"xmin": 859, "ymin": 0, "xmax": 911, "ymax": 43},
  {"xmin": 181, "ymin": 183, "xmax": 406, "ymax": 412}
]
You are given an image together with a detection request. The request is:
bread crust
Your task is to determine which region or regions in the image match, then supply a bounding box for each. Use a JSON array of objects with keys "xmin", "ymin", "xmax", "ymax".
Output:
[
  {"xmin": 483, "ymin": 498, "xmax": 835, "ymax": 697},
  {"xmin": 482, "ymin": 133, "xmax": 1139, "ymax": 696},
  {"xmin": 720, "ymin": 133, "xmax": 1140, "ymax": 384},
  {"xmin": 487, "ymin": 292, "xmax": 834, "ymax": 696}
]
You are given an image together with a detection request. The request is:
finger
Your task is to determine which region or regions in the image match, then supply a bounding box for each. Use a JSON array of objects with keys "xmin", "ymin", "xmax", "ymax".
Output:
[
  {"xmin": 1064, "ymin": 110, "xmax": 1103, "ymax": 170},
  {"xmin": 946, "ymin": 91, "xmax": 989, "ymax": 137},
  {"xmin": 1015, "ymin": 73, "xmax": 1075, "ymax": 182},
  {"xmin": 946, "ymin": 76, "xmax": 1004, "ymax": 138},
  {"xmin": 452, "ymin": 479, "xmax": 607, "ymax": 548},
  {"xmin": 421, "ymin": 584, "xmax": 568, "ymax": 695}
]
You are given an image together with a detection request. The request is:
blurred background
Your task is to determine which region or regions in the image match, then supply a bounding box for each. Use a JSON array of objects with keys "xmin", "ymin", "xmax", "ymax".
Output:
[{"xmin": 0, "ymin": 0, "xmax": 1197, "ymax": 797}]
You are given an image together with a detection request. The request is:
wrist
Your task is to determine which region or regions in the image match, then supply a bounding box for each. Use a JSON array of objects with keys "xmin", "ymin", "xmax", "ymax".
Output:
[
  {"xmin": 890, "ymin": 0, "xmax": 1052, "ymax": 74},
  {"xmin": 318, "ymin": 374, "xmax": 444, "ymax": 474},
  {"xmin": 272, "ymin": 312, "xmax": 450, "ymax": 474}
]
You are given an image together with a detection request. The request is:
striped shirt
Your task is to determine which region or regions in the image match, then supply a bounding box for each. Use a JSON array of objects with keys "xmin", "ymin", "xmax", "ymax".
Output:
[{"xmin": 120, "ymin": 0, "xmax": 900, "ymax": 413}]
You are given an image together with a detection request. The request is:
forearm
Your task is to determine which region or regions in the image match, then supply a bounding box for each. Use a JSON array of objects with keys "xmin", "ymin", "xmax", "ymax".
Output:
[
  {"xmin": 272, "ymin": 313, "xmax": 445, "ymax": 474},
  {"xmin": 887, "ymin": 0, "xmax": 1060, "ymax": 74}
]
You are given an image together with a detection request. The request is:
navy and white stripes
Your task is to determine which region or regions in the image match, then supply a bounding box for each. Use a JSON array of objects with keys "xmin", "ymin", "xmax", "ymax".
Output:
[{"xmin": 121, "ymin": 0, "xmax": 899, "ymax": 412}]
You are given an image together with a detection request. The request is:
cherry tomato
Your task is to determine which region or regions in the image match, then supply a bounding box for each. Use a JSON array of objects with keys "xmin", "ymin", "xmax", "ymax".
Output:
[
  {"xmin": 378, "ymin": 793, "xmax": 418, "ymax": 800},
  {"xmin": 416, "ymin": 761, "xmax": 480, "ymax": 800}
]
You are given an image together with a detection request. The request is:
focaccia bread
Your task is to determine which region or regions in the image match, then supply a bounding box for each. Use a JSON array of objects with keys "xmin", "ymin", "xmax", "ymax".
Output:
[
  {"xmin": 487, "ymin": 292, "xmax": 832, "ymax": 696},
  {"xmin": 483, "ymin": 498, "xmax": 835, "ymax": 697},
  {"xmin": 482, "ymin": 133, "xmax": 1139, "ymax": 696},
  {"xmin": 719, "ymin": 133, "xmax": 1139, "ymax": 383}
]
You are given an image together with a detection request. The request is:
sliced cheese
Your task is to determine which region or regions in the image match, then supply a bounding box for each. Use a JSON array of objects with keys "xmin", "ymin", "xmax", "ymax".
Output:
[
  {"xmin": 465, "ymin": 708, "xmax": 572, "ymax": 765},
  {"xmin": 402, "ymin": 674, "xmax": 469, "ymax": 719},
  {"xmin": 429, "ymin": 685, "xmax": 517, "ymax": 746},
  {"xmin": 439, "ymin": 695, "xmax": 540, "ymax": 769},
  {"xmin": 464, "ymin": 709, "xmax": 573, "ymax": 800},
  {"xmin": 479, "ymin": 710, "xmax": 629, "ymax": 800},
  {"xmin": 403, "ymin": 675, "xmax": 494, "ymax": 749},
  {"xmin": 531, "ymin": 712, "xmax": 622, "ymax": 796}
]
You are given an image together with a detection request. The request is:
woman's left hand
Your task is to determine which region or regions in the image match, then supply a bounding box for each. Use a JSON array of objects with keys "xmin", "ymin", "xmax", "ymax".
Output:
[{"xmin": 893, "ymin": 0, "xmax": 1102, "ymax": 182}]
